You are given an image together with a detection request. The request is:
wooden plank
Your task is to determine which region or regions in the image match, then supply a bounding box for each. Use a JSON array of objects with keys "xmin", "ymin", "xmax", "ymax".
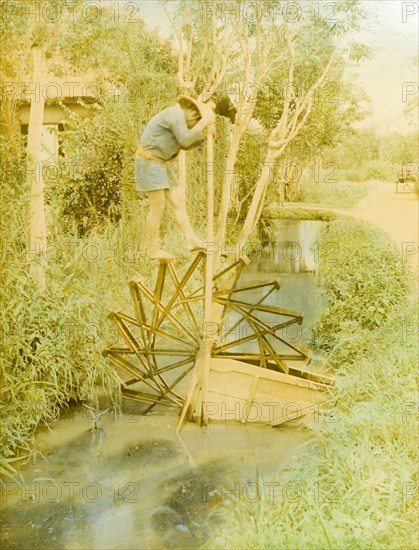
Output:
[{"xmin": 210, "ymin": 358, "xmax": 332, "ymax": 389}]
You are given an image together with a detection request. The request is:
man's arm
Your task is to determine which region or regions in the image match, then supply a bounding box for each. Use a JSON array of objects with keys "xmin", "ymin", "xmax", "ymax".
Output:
[
  {"xmin": 169, "ymin": 108, "xmax": 205, "ymax": 149},
  {"xmin": 169, "ymin": 104, "xmax": 216, "ymax": 149}
]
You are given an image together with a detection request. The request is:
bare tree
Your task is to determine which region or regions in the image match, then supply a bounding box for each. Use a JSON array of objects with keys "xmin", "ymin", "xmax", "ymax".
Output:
[{"xmin": 238, "ymin": 34, "xmax": 339, "ymax": 248}]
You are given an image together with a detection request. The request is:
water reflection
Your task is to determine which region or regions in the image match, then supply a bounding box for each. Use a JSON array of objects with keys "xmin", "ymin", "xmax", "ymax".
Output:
[
  {"xmin": 242, "ymin": 220, "xmax": 326, "ymax": 346},
  {"xmin": 260, "ymin": 220, "xmax": 322, "ymax": 274}
]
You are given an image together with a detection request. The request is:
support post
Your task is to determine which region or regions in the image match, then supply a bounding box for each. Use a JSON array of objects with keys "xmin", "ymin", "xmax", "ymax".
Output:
[
  {"xmin": 200, "ymin": 128, "xmax": 215, "ymax": 423},
  {"xmin": 177, "ymin": 126, "xmax": 216, "ymax": 429}
]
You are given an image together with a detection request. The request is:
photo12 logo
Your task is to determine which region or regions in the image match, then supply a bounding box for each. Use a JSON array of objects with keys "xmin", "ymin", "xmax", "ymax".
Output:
[
  {"xmin": 0, "ymin": 1, "xmax": 143, "ymax": 24},
  {"xmin": 1, "ymin": 480, "xmax": 140, "ymax": 505},
  {"xmin": 202, "ymin": 480, "xmax": 345, "ymax": 504},
  {"xmin": 201, "ymin": 1, "xmax": 341, "ymax": 24},
  {"xmin": 402, "ymin": 2, "xmax": 419, "ymax": 23}
]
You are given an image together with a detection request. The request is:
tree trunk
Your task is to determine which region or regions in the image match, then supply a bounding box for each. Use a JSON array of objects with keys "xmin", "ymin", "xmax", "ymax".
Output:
[
  {"xmin": 27, "ymin": 46, "xmax": 47, "ymax": 290},
  {"xmin": 238, "ymin": 150, "xmax": 276, "ymax": 248},
  {"xmin": 215, "ymin": 131, "xmax": 241, "ymax": 247}
]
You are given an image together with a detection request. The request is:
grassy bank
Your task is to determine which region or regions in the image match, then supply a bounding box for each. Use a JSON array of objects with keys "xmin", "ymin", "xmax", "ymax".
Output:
[
  {"xmin": 210, "ymin": 219, "xmax": 418, "ymax": 549},
  {"xmin": 299, "ymin": 176, "xmax": 376, "ymax": 209},
  {"xmin": 0, "ymin": 166, "xmax": 195, "ymax": 465}
]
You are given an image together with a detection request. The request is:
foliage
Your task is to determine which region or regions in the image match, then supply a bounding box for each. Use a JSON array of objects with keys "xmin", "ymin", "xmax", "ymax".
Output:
[
  {"xmin": 379, "ymin": 131, "xmax": 419, "ymax": 166},
  {"xmin": 325, "ymin": 128, "xmax": 380, "ymax": 169},
  {"xmin": 227, "ymin": 127, "xmax": 269, "ymax": 238},
  {"xmin": 250, "ymin": 7, "xmax": 370, "ymax": 200},
  {"xmin": 299, "ymin": 177, "xmax": 375, "ymax": 208},
  {"xmin": 58, "ymin": 4, "xmax": 176, "ymax": 79},
  {"xmin": 0, "ymin": 269, "xmax": 117, "ymax": 456},
  {"xmin": 1, "ymin": 131, "xmax": 205, "ymax": 459},
  {"xmin": 322, "ymin": 129, "xmax": 418, "ymax": 183},
  {"xmin": 210, "ymin": 218, "xmax": 418, "ymax": 549},
  {"xmin": 48, "ymin": 101, "xmax": 123, "ymax": 235},
  {"xmin": 338, "ymin": 160, "xmax": 397, "ymax": 183},
  {"xmin": 45, "ymin": 6, "xmax": 178, "ymax": 234},
  {"xmin": 313, "ymin": 219, "xmax": 414, "ymax": 349}
]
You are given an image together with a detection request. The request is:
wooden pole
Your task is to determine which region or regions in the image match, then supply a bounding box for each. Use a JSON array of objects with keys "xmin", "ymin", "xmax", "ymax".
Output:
[
  {"xmin": 200, "ymin": 126, "xmax": 215, "ymax": 424},
  {"xmin": 176, "ymin": 124, "xmax": 216, "ymax": 430},
  {"xmin": 204, "ymin": 129, "xmax": 214, "ymax": 319},
  {"xmin": 27, "ymin": 46, "xmax": 48, "ymax": 291}
]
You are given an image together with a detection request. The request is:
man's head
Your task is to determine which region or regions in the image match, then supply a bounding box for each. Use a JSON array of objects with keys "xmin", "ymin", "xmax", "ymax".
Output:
[
  {"xmin": 178, "ymin": 96, "xmax": 202, "ymax": 128},
  {"xmin": 183, "ymin": 107, "xmax": 201, "ymax": 128},
  {"xmin": 178, "ymin": 94, "xmax": 236, "ymax": 127}
]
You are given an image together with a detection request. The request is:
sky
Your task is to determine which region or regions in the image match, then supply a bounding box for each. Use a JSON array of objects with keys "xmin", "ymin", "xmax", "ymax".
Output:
[
  {"xmin": 129, "ymin": 0, "xmax": 418, "ymax": 135},
  {"xmin": 354, "ymin": 0, "xmax": 418, "ymax": 134}
]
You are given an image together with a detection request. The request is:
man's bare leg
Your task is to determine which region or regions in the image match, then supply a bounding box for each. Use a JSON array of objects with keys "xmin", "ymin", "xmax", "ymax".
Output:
[
  {"xmin": 147, "ymin": 190, "xmax": 174, "ymax": 259},
  {"xmin": 165, "ymin": 187, "xmax": 203, "ymax": 250}
]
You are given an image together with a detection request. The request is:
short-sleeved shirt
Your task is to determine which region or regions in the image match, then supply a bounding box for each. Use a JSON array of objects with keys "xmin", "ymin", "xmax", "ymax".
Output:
[{"xmin": 135, "ymin": 104, "xmax": 205, "ymax": 192}]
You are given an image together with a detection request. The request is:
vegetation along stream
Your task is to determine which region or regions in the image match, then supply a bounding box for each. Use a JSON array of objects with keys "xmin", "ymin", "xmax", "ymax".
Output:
[{"xmin": 1, "ymin": 221, "xmax": 329, "ymax": 550}]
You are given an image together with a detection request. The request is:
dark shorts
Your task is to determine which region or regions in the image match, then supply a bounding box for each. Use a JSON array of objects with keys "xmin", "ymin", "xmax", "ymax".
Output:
[{"xmin": 135, "ymin": 155, "xmax": 178, "ymax": 192}]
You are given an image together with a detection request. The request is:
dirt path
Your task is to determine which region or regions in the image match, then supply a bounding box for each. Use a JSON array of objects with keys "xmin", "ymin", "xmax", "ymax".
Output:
[{"xmin": 349, "ymin": 182, "xmax": 418, "ymax": 280}]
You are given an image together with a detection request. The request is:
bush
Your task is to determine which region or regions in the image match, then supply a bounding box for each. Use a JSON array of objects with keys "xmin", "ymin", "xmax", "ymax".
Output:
[
  {"xmin": 337, "ymin": 161, "xmax": 396, "ymax": 182},
  {"xmin": 0, "ymin": 140, "xmax": 120, "ymax": 459},
  {"xmin": 313, "ymin": 219, "xmax": 413, "ymax": 355},
  {"xmin": 48, "ymin": 99, "xmax": 127, "ymax": 236},
  {"xmin": 0, "ymin": 270, "xmax": 119, "ymax": 456}
]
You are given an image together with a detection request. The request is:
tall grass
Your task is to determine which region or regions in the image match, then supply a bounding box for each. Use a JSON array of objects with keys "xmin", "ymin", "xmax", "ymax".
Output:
[
  {"xmin": 0, "ymin": 193, "xmax": 120, "ymax": 459},
  {"xmin": 0, "ymin": 133, "xmax": 207, "ymax": 463},
  {"xmin": 209, "ymin": 219, "xmax": 418, "ymax": 549},
  {"xmin": 1, "ymin": 140, "xmax": 146, "ymax": 460}
]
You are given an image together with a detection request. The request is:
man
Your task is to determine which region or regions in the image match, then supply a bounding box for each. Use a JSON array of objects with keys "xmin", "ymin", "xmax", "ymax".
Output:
[{"xmin": 135, "ymin": 96, "xmax": 216, "ymax": 259}]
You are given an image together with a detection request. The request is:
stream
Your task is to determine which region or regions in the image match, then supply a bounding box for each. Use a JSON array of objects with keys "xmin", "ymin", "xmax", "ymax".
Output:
[{"xmin": 1, "ymin": 221, "xmax": 327, "ymax": 550}]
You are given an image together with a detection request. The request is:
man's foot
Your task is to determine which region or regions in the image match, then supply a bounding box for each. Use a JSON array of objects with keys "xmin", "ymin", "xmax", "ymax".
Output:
[
  {"xmin": 148, "ymin": 249, "xmax": 175, "ymax": 260},
  {"xmin": 187, "ymin": 237, "xmax": 209, "ymax": 253},
  {"xmin": 188, "ymin": 243, "xmax": 210, "ymax": 253}
]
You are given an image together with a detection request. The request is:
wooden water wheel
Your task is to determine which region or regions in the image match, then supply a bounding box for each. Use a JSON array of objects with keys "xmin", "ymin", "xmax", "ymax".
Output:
[{"xmin": 102, "ymin": 251, "xmax": 328, "ymax": 417}]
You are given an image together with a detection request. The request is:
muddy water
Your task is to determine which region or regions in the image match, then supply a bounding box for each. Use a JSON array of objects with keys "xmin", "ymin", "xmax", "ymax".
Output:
[
  {"xmin": 1, "ymin": 408, "xmax": 308, "ymax": 549},
  {"xmin": 1, "ymin": 221, "xmax": 326, "ymax": 549}
]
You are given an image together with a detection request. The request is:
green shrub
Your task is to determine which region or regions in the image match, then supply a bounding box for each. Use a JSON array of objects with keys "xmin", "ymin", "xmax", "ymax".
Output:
[
  {"xmin": 313, "ymin": 219, "xmax": 413, "ymax": 356},
  {"xmin": 337, "ymin": 160, "xmax": 397, "ymax": 183},
  {"xmin": 0, "ymin": 139, "xmax": 121, "ymax": 459},
  {"xmin": 48, "ymin": 99, "xmax": 126, "ymax": 236},
  {"xmin": 0, "ymin": 269, "xmax": 119, "ymax": 456}
]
